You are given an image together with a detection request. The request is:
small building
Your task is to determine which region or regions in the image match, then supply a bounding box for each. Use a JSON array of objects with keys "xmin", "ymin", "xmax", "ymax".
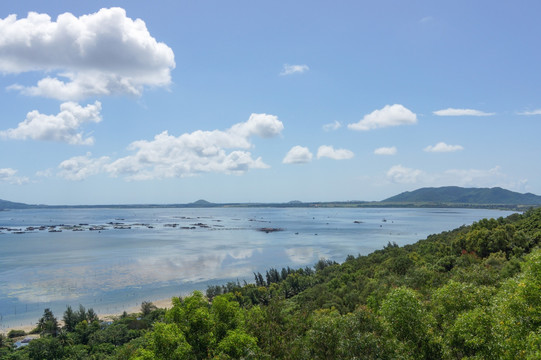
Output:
[{"xmin": 14, "ymin": 337, "xmax": 33, "ymax": 349}]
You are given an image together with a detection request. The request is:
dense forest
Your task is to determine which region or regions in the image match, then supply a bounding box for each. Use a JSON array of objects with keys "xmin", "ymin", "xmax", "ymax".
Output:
[{"xmin": 2, "ymin": 208, "xmax": 541, "ymax": 359}]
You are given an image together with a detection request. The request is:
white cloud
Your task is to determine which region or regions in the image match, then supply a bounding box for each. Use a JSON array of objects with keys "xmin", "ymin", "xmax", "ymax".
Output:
[
  {"xmin": 374, "ymin": 146, "xmax": 397, "ymax": 155},
  {"xmin": 442, "ymin": 166, "xmax": 507, "ymax": 188},
  {"xmin": 58, "ymin": 153, "xmax": 110, "ymax": 181},
  {"xmin": 0, "ymin": 168, "xmax": 29, "ymax": 185},
  {"xmin": 424, "ymin": 142, "xmax": 464, "ymax": 153},
  {"xmin": 386, "ymin": 165, "xmax": 425, "ymax": 184},
  {"xmin": 348, "ymin": 104, "xmax": 417, "ymax": 131},
  {"xmin": 280, "ymin": 64, "xmax": 309, "ymax": 76},
  {"xmin": 105, "ymin": 113, "xmax": 283, "ymax": 180},
  {"xmin": 36, "ymin": 169, "xmax": 53, "ymax": 178},
  {"xmin": 518, "ymin": 109, "xmax": 541, "ymax": 116},
  {"xmin": 283, "ymin": 146, "xmax": 313, "ymax": 164},
  {"xmin": 385, "ymin": 164, "xmax": 527, "ymax": 191},
  {"xmin": 0, "ymin": 8, "xmax": 175, "ymax": 101},
  {"xmin": 0, "ymin": 101, "xmax": 101, "ymax": 145},
  {"xmin": 229, "ymin": 113, "xmax": 284, "ymax": 139},
  {"xmin": 323, "ymin": 120, "xmax": 342, "ymax": 131},
  {"xmin": 433, "ymin": 108, "xmax": 495, "ymax": 116},
  {"xmin": 317, "ymin": 145, "xmax": 354, "ymax": 160}
]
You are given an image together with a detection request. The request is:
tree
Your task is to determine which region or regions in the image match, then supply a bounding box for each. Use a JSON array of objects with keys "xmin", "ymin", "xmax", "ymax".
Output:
[
  {"xmin": 490, "ymin": 248, "xmax": 541, "ymax": 358},
  {"xmin": 63, "ymin": 305, "xmax": 77, "ymax": 332},
  {"xmin": 135, "ymin": 322, "xmax": 193, "ymax": 360},
  {"xmin": 380, "ymin": 287, "xmax": 433, "ymax": 358},
  {"xmin": 141, "ymin": 301, "xmax": 158, "ymax": 317},
  {"xmin": 37, "ymin": 308, "xmax": 59, "ymax": 337},
  {"xmin": 215, "ymin": 328, "xmax": 259, "ymax": 359},
  {"xmin": 431, "ymin": 280, "xmax": 493, "ymax": 329},
  {"xmin": 166, "ymin": 292, "xmax": 213, "ymax": 359},
  {"xmin": 0, "ymin": 333, "xmax": 8, "ymax": 348},
  {"xmin": 304, "ymin": 309, "xmax": 342, "ymax": 359},
  {"xmin": 445, "ymin": 307, "xmax": 495, "ymax": 359},
  {"xmin": 26, "ymin": 336, "xmax": 63, "ymax": 360}
]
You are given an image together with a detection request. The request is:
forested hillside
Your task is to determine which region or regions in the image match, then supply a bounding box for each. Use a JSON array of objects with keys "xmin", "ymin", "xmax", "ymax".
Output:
[
  {"xmin": 383, "ymin": 186, "xmax": 541, "ymax": 205},
  {"xmin": 3, "ymin": 208, "xmax": 541, "ymax": 359}
]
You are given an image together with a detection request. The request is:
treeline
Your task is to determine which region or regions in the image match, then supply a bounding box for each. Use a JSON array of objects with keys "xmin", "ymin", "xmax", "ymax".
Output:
[{"xmin": 2, "ymin": 208, "xmax": 541, "ymax": 359}]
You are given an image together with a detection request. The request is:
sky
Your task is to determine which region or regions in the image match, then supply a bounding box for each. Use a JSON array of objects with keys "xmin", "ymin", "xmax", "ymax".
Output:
[{"xmin": 0, "ymin": 1, "xmax": 540, "ymax": 205}]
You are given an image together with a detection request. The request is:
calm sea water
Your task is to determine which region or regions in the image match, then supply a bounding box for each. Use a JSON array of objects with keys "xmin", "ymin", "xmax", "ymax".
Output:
[{"xmin": 0, "ymin": 207, "xmax": 514, "ymax": 330}]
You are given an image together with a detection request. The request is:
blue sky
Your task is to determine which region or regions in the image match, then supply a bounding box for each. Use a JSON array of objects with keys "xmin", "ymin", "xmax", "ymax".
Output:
[{"xmin": 0, "ymin": 1, "xmax": 540, "ymax": 205}]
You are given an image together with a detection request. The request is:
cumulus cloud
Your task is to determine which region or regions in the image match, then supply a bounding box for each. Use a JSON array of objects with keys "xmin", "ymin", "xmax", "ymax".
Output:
[
  {"xmin": 58, "ymin": 152, "xmax": 110, "ymax": 180},
  {"xmin": 0, "ymin": 168, "xmax": 29, "ymax": 185},
  {"xmin": 433, "ymin": 108, "xmax": 495, "ymax": 116},
  {"xmin": 280, "ymin": 64, "xmax": 309, "ymax": 76},
  {"xmin": 0, "ymin": 8, "xmax": 175, "ymax": 101},
  {"xmin": 374, "ymin": 146, "xmax": 397, "ymax": 155},
  {"xmin": 317, "ymin": 145, "xmax": 354, "ymax": 160},
  {"xmin": 518, "ymin": 109, "xmax": 541, "ymax": 116},
  {"xmin": 385, "ymin": 164, "xmax": 526, "ymax": 191},
  {"xmin": 0, "ymin": 101, "xmax": 101, "ymax": 145},
  {"xmin": 283, "ymin": 146, "xmax": 313, "ymax": 164},
  {"xmin": 348, "ymin": 104, "xmax": 417, "ymax": 131},
  {"xmin": 442, "ymin": 166, "xmax": 508, "ymax": 188},
  {"xmin": 104, "ymin": 113, "xmax": 283, "ymax": 180},
  {"xmin": 387, "ymin": 165, "xmax": 425, "ymax": 184},
  {"xmin": 424, "ymin": 142, "xmax": 463, "ymax": 153},
  {"xmin": 323, "ymin": 120, "xmax": 342, "ymax": 131},
  {"xmin": 229, "ymin": 113, "xmax": 284, "ymax": 139}
]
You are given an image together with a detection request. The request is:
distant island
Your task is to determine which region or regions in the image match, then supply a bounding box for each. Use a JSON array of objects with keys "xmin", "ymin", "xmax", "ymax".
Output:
[
  {"xmin": 1, "ymin": 186, "xmax": 540, "ymax": 211},
  {"xmin": 381, "ymin": 186, "xmax": 541, "ymax": 207}
]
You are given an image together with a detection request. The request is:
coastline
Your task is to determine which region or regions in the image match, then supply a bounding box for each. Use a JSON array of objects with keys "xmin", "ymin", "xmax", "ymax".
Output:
[
  {"xmin": 0, "ymin": 207, "xmax": 517, "ymax": 336},
  {"xmin": 98, "ymin": 297, "xmax": 173, "ymax": 322},
  {"xmin": 1, "ymin": 297, "xmax": 174, "ymax": 336}
]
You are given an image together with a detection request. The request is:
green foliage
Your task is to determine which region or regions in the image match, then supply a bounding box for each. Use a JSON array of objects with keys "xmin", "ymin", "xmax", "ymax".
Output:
[
  {"xmin": 432, "ymin": 280, "xmax": 494, "ymax": 329},
  {"xmin": 26, "ymin": 336, "xmax": 63, "ymax": 360},
  {"xmin": 445, "ymin": 306, "xmax": 496, "ymax": 359},
  {"xmin": 62, "ymin": 306, "xmax": 77, "ymax": 332},
  {"xmin": 37, "ymin": 308, "xmax": 59, "ymax": 337},
  {"xmin": 380, "ymin": 287, "xmax": 430, "ymax": 357},
  {"xmin": 6, "ymin": 330, "xmax": 26, "ymax": 339},
  {"xmin": 140, "ymin": 301, "xmax": 158, "ymax": 317},
  {"xmin": 214, "ymin": 329, "xmax": 258, "ymax": 359},
  {"xmin": 167, "ymin": 291, "xmax": 213, "ymax": 358},
  {"xmin": 135, "ymin": 323, "xmax": 192, "ymax": 360}
]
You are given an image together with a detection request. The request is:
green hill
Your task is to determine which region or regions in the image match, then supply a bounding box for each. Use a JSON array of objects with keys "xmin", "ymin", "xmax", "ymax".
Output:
[
  {"xmin": 188, "ymin": 199, "xmax": 218, "ymax": 207},
  {"xmin": 382, "ymin": 186, "xmax": 541, "ymax": 205}
]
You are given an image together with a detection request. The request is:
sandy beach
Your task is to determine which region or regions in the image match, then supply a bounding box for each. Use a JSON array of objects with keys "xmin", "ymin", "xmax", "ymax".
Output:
[
  {"xmin": 1, "ymin": 297, "xmax": 174, "ymax": 335},
  {"xmin": 98, "ymin": 297, "xmax": 174, "ymax": 322}
]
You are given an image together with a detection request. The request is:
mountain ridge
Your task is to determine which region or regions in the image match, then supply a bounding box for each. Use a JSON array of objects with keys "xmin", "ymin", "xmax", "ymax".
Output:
[{"xmin": 382, "ymin": 186, "xmax": 541, "ymax": 205}]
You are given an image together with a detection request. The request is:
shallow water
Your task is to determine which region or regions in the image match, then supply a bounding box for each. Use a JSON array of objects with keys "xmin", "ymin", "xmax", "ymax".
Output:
[{"xmin": 0, "ymin": 207, "xmax": 514, "ymax": 330}]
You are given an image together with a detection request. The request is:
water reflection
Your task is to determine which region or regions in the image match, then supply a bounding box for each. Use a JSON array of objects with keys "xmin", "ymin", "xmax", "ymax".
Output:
[
  {"xmin": 285, "ymin": 247, "xmax": 319, "ymax": 264},
  {"xmin": 0, "ymin": 207, "xmax": 515, "ymax": 329},
  {"xmin": 6, "ymin": 249, "xmax": 261, "ymax": 304}
]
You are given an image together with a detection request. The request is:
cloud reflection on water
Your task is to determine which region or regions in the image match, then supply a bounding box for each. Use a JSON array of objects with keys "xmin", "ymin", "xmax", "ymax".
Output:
[{"xmin": 7, "ymin": 249, "xmax": 259, "ymax": 303}]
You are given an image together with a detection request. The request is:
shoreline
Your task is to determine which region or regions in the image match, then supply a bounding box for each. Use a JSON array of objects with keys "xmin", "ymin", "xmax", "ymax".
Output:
[{"xmin": 0, "ymin": 297, "xmax": 174, "ymax": 336}]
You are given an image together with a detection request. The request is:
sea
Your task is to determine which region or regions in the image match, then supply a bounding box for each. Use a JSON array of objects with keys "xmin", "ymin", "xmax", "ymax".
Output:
[{"xmin": 0, "ymin": 206, "xmax": 515, "ymax": 331}]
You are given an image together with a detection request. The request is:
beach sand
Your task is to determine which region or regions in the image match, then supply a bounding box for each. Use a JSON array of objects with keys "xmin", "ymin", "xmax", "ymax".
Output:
[
  {"xmin": 98, "ymin": 297, "xmax": 174, "ymax": 322},
  {"xmin": 1, "ymin": 297, "xmax": 174, "ymax": 335}
]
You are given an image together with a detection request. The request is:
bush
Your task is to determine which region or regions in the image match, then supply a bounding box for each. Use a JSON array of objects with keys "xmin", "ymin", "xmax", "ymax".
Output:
[{"xmin": 7, "ymin": 329, "xmax": 26, "ymax": 338}]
